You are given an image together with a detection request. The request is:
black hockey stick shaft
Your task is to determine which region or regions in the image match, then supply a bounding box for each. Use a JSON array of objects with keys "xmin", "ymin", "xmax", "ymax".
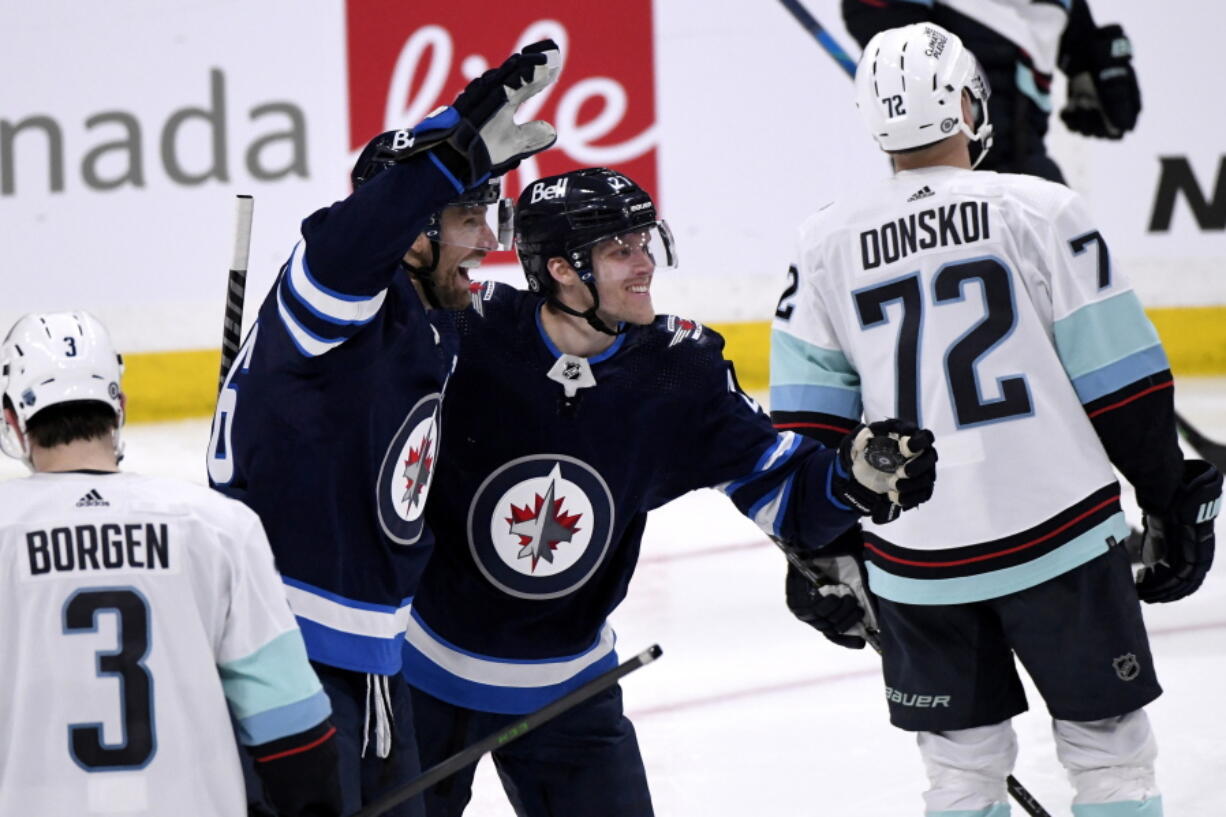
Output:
[
  {"xmin": 218, "ymin": 194, "xmax": 254, "ymax": 393},
  {"xmin": 352, "ymin": 645, "xmax": 663, "ymax": 817},
  {"xmin": 777, "ymin": 0, "xmax": 857, "ymax": 77},
  {"xmin": 1007, "ymin": 774, "xmax": 1052, "ymax": 817},
  {"xmin": 1176, "ymin": 412, "xmax": 1226, "ymax": 473}
]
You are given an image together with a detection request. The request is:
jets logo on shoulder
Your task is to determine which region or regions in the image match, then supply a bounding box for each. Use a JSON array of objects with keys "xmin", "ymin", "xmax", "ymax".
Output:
[
  {"xmin": 665, "ymin": 315, "xmax": 703, "ymax": 347},
  {"xmin": 468, "ymin": 281, "xmax": 496, "ymax": 317},
  {"xmin": 376, "ymin": 393, "xmax": 442, "ymax": 545},
  {"xmin": 468, "ymin": 454, "xmax": 615, "ymax": 600}
]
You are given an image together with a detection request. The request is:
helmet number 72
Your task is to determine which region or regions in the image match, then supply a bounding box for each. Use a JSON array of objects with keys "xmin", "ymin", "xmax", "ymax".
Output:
[{"xmin": 883, "ymin": 95, "xmax": 906, "ymax": 117}]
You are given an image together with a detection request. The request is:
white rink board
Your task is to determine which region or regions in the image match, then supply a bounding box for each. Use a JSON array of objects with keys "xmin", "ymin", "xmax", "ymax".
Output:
[{"xmin": 2, "ymin": 0, "xmax": 1223, "ymax": 354}]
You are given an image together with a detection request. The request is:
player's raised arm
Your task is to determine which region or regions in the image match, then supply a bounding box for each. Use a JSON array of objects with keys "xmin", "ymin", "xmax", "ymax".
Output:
[{"xmin": 271, "ymin": 40, "xmax": 560, "ymax": 357}]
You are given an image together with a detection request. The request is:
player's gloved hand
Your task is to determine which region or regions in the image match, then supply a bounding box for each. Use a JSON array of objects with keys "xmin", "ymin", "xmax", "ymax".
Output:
[
  {"xmin": 831, "ymin": 419, "xmax": 937, "ymax": 524},
  {"xmin": 784, "ymin": 528, "xmax": 879, "ymax": 650},
  {"xmin": 1059, "ymin": 24, "xmax": 1140, "ymax": 139},
  {"xmin": 358, "ymin": 41, "xmax": 560, "ymax": 189},
  {"xmin": 451, "ymin": 39, "xmax": 560, "ymax": 176},
  {"xmin": 1135, "ymin": 459, "xmax": 1221, "ymax": 603}
]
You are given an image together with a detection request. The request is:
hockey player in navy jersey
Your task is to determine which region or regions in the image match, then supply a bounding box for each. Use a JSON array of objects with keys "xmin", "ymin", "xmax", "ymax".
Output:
[
  {"xmin": 2, "ymin": 311, "xmax": 342, "ymax": 817},
  {"xmin": 205, "ymin": 42, "xmax": 561, "ymax": 815},
  {"xmin": 773, "ymin": 23, "xmax": 1220, "ymax": 816},
  {"xmin": 389, "ymin": 166, "xmax": 940, "ymax": 817}
]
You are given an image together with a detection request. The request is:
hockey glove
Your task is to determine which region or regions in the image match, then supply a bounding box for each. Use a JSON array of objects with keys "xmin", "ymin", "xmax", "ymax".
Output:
[
  {"xmin": 1059, "ymin": 24, "xmax": 1141, "ymax": 139},
  {"xmin": 1135, "ymin": 459, "xmax": 1221, "ymax": 603},
  {"xmin": 832, "ymin": 420, "xmax": 937, "ymax": 525},
  {"xmin": 361, "ymin": 40, "xmax": 560, "ymax": 190},
  {"xmin": 784, "ymin": 528, "xmax": 880, "ymax": 650}
]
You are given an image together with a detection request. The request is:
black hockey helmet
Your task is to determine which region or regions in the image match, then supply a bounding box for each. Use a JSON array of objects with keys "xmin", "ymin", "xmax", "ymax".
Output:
[
  {"xmin": 515, "ymin": 167, "xmax": 675, "ymax": 298},
  {"xmin": 351, "ymin": 129, "xmax": 512, "ymax": 305}
]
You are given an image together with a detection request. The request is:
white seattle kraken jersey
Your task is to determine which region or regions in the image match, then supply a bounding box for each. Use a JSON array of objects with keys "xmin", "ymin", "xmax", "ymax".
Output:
[
  {"xmin": 0, "ymin": 471, "xmax": 329, "ymax": 817},
  {"xmin": 772, "ymin": 166, "xmax": 1166, "ymax": 604}
]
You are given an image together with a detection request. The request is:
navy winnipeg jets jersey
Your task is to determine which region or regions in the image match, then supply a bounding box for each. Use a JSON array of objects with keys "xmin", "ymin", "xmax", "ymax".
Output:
[
  {"xmin": 207, "ymin": 157, "xmax": 462, "ymax": 675},
  {"xmin": 403, "ymin": 282, "xmax": 859, "ymax": 713}
]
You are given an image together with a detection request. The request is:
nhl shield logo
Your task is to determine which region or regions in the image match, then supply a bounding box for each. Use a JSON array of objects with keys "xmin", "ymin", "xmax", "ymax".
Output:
[
  {"xmin": 376, "ymin": 393, "xmax": 442, "ymax": 545},
  {"xmin": 468, "ymin": 454, "xmax": 615, "ymax": 600},
  {"xmin": 1113, "ymin": 653, "xmax": 1140, "ymax": 682}
]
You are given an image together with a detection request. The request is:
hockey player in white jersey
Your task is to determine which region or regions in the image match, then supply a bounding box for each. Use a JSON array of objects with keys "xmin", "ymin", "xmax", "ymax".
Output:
[
  {"xmin": 771, "ymin": 23, "xmax": 1221, "ymax": 817},
  {"xmin": 0, "ymin": 311, "xmax": 342, "ymax": 817}
]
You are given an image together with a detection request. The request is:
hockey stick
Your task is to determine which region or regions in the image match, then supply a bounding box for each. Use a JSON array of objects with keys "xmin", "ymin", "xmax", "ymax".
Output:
[
  {"xmin": 777, "ymin": 0, "xmax": 857, "ymax": 77},
  {"xmin": 217, "ymin": 194, "xmax": 254, "ymax": 393},
  {"xmin": 352, "ymin": 645, "xmax": 663, "ymax": 817},
  {"xmin": 1176, "ymin": 412, "xmax": 1226, "ymax": 473}
]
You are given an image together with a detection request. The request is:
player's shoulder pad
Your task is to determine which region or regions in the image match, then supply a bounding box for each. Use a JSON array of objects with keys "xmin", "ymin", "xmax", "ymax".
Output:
[
  {"xmin": 977, "ymin": 170, "xmax": 1079, "ymax": 217},
  {"xmin": 648, "ymin": 314, "xmax": 727, "ymax": 357}
]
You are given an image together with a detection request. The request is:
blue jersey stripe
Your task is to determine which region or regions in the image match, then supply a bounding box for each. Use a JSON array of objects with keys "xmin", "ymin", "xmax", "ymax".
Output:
[
  {"xmin": 296, "ymin": 618, "xmax": 407, "ymax": 675},
  {"xmin": 1071, "ymin": 344, "xmax": 1170, "ymax": 404},
  {"xmin": 232, "ymin": 689, "xmax": 332, "ymax": 746},
  {"xmin": 401, "ymin": 637, "xmax": 619, "ymax": 715},
  {"xmin": 770, "ymin": 383, "xmax": 862, "ymax": 420}
]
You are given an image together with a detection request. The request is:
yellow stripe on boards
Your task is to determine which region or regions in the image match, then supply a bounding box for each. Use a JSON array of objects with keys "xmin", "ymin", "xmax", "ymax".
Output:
[
  {"xmin": 122, "ymin": 348, "xmax": 221, "ymax": 424},
  {"xmin": 116, "ymin": 306, "xmax": 1226, "ymax": 423}
]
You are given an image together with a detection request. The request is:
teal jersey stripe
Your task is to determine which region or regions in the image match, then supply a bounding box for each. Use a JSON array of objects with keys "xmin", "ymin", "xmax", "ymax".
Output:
[
  {"xmin": 219, "ymin": 629, "xmax": 325, "ymax": 722},
  {"xmin": 1054, "ymin": 292, "xmax": 1162, "ymax": 381},
  {"xmin": 771, "ymin": 330, "xmax": 861, "ymax": 416},
  {"xmin": 867, "ymin": 513, "xmax": 1130, "ymax": 605},
  {"xmin": 1073, "ymin": 796, "xmax": 1163, "ymax": 817},
  {"xmin": 1071, "ymin": 344, "xmax": 1170, "ymax": 404},
  {"xmin": 233, "ymin": 688, "xmax": 332, "ymax": 746},
  {"xmin": 771, "ymin": 330, "xmax": 859, "ymax": 388}
]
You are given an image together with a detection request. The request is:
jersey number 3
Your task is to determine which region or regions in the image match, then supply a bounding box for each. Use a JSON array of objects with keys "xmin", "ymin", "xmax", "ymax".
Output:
[
  {"xmin": 63, "ymin": 588, "xmax": 156, "ymax": 770},
  {"xmin": 854, "ymin": 257, "xmax": 1033, "ymax": 428}
]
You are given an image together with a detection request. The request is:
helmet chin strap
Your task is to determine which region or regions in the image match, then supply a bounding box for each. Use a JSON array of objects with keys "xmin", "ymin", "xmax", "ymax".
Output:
[
  {"xmin": 400, "ymin": 240, "xmax": 444, "ymax": 309},
  {"xmin": 548, "ymin": 278, "xmax": 625, "ymax": 336}
]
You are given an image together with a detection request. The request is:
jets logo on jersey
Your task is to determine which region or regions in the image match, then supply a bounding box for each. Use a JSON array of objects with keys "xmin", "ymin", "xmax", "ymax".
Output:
[
  {"xmin": 468, "ymin": 455, "xmax": 615, "ymax": 600},
  {"xmin": 376, "ymin": 393, "xmax": 442, "ymax": 545},
  {"xmin": 665, "ymin": 315, "xmax": 703, "ymax": 347}
]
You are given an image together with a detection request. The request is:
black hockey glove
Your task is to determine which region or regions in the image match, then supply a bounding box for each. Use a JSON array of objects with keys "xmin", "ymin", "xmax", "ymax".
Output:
[
  {"xmin": 831, "ymin": 420, "xmax": 937, "ymax": 525},
  {"xmin": 784, "ymin": 528, "xmax": 879, "ymax": 650},
  {"xmin": 1135, "ymin": 459, "xmax": 1221, "ymax": 603},
  {"xmin": 356, "ymin": 40, "xmax": 560, "ymax": 190},
  {"xmin": 1059, "ymin": 24, "xmax": 1140, "ymax": 139}
]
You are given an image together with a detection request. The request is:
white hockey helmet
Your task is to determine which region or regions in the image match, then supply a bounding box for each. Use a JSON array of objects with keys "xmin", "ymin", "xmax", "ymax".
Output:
[
  {"xmin": 0, "ymin": 311, "xmax": 125, "ymax": 462},
  {"xmin": 854, "ymin": 23, "xmax": 993, "ymax": 165}
]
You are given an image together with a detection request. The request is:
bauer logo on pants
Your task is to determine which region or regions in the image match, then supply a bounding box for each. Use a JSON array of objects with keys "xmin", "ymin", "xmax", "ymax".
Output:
[
  {"xmin": 468, "ymin": 454, "xmax": 615, "ymax": 600},
  {"xmin": 376, "ymin": 393, "xmax": 442, "ymax": 545}
]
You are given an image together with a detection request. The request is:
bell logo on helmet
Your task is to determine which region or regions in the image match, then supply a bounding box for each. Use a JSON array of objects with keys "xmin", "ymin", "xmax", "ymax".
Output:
[
  {"xmin": 941, "ymin": 117, "xmax": 958, "ymax": 133},
  {"xmin": 390, "ymin": 129, "xmax": 415, "ymax": 151},
  {"xmin": 21, "ymin": 389, "xmax": 36, "ymax": 408},
  {"xmin": 530, "ymin": 177, "xmax": 569, "ymax": 204}
]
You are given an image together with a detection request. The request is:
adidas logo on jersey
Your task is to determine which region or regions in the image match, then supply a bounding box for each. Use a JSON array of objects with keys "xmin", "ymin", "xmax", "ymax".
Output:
[
  {"xmin": 907, "ymin": 185, "xmax": 935, "ymax": 202},
  {"xmin": 76, "ymin": 489, "xmax": 109, "ymax": 507}
]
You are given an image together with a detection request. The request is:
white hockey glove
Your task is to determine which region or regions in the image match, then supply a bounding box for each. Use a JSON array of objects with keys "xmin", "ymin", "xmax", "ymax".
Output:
[
  {"xmin": 832, "ymin": 420, "xmax": 938, "ymax": 524},
  {"xmin": 356, "ymin": 40, "xmax": 560, "ymax": 190}
]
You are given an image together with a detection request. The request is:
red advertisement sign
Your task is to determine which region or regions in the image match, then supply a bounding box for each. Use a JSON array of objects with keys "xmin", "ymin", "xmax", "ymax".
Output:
[{"xmin": 345, "ymin": 0, "xmax": 660, "ymax": 207}]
